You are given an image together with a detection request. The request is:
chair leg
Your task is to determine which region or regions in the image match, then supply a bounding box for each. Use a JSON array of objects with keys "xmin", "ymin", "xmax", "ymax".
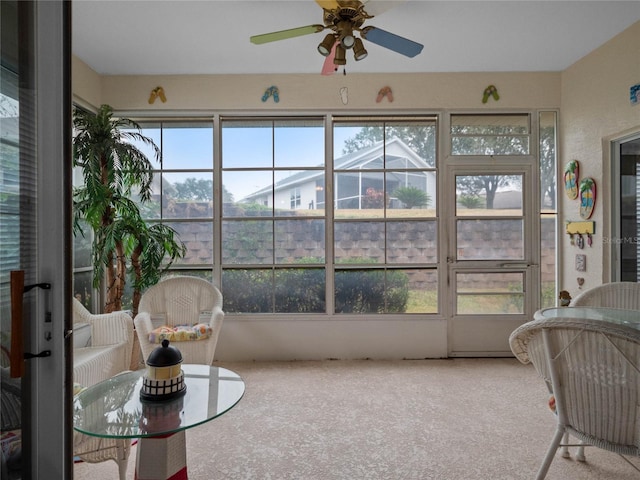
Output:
[
  {"xmin": 560, "ymin": 432, "xmax": 570, "ymax": 458},
  {"xmin": 536, "ymin": 427, "xmax": 565, "ymax": 480},
  {"xmin": 116, "ymin": 441, "xmax": 129, "ymax": 480},
  {"xmin": 575, "ymin": 441, "xmax": 586, "ymax": 462},
  {"xmin": 117, "ymin": 458, "xmax": 128, "ymax": 480}
]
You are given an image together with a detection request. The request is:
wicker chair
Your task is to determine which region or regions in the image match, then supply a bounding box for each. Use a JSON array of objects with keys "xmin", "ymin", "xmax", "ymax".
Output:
[
  {"xmin": 571, "ymin": 281, "xmax": 640, "ymax": 310},
  {"xmin": 73, "ymin": 298, "xmax": 134, "ymax": 386},
  {"xmin": 567, "ymin": 281, "xmax": 640, "ymax": 460},
  {"xmin": 509, "ymin": 315, "xmax": 640, "ymax": 480},
  {"xmin": 72, "ymin": 298, "xmax": 134, "ymax": 480},
  {"xmin": 134, "ymin": 276, "xmax": 224, "ymax": 366}
]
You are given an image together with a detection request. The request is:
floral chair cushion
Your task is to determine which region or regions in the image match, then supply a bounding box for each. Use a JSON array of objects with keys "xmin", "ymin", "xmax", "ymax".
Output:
[{"xmin": 148, "ymin": 324, "xmax": 213, "ymax": 343}]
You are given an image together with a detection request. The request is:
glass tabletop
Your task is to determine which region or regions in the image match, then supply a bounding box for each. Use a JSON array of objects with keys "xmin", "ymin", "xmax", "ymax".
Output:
[
  {"xmin": 73, "ymin": 364, "xmax": 245, "ymax": 439},
  {"xmin": 535, "ymin": 307, "xmax": 640, "ymax": 330}
]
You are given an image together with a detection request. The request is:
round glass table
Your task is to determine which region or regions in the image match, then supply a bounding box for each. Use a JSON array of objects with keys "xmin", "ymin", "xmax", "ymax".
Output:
[
  {"xmin": 534, "ymin": 306, "xmax": 640, "ymax": 330},
  {"xmin": 73, "ymin": 364, "xmax": 245, "ymax": 479}
]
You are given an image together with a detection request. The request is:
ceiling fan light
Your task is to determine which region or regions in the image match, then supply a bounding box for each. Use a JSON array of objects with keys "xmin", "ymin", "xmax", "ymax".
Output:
[
  {"xmin": 353, "ymin": 38, "xmax": 367, "ymax": 61},
  {"xmin": 317, "ymin": 34, "xmax": 336, "ymax": 57},
  {"xmin": 340, "ymin": 34, "xmax": 355, "ymax": 49},
  {"xmin": 334, "ymin": 44, "xmax": 347, "ymax": 65}
]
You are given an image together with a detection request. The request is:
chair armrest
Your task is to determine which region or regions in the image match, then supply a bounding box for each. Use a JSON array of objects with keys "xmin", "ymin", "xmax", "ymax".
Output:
[
  {"xmin": 203, "ymin": 307, "xmax": 225, "ymax": 363},
  {"xmin": 134, "ymin": 312, "xmax": 153, "ymax": 337},
  {"xmin": 87, "ymin": 311, "xmax": 134, "ymax": 348},
  {"xmin": 205, "ymin": 307, "xmax": 225, "ymax": 331},
  {"xmin": 134, "ymin": 312, "xmax": 155, "ymax": 365}
]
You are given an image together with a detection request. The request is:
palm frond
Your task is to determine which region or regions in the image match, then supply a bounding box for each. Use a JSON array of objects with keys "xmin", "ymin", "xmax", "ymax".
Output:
[{"xmin": 72, "ymin": 104, "xmax": 177, "ymax": 312}]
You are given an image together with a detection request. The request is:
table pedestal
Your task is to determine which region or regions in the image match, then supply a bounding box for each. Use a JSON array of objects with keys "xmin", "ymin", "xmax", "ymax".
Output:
[{"xmin": 135, "ymin": 431, "xmax": 187, "ymax": 480}]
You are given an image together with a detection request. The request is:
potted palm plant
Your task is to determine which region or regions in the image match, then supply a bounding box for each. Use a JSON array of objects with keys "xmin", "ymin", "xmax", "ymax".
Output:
[{"xmin": 73, "ymin": 104, "xmax": 185, "ymax": 314}]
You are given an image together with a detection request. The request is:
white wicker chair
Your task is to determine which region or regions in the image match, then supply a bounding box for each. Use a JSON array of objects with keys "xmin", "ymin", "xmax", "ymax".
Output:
[
  {"xmin": 567, "ymin": 281, "xmax": 640, "ymax": 460},
  {"xmin": 509, "ymin": 316, "xmax": 640, "ymax": 480},
  {"xmin": 72, "ymin": 298, "xmax": 134, "ymax": 480},
  {"xmin": 134, "ymin": 276, "xmax": 224, "ymax": 366},
  {"xmin": 571, "ymin": 281, "xmax": 640, "ymax": 310},
  {"xmin": 73, "ymin": 298, "xmax": 134, "ymax": 386}
]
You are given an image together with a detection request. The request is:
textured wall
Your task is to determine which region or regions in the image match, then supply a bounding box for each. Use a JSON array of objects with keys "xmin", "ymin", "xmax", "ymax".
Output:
[
  {"xmin": 560, "ymin": 20, "xmax": 640, "ymax": 296},
  {"xmin": 72, "ymin": 59, "xmax": 560, "ymax": 112}
]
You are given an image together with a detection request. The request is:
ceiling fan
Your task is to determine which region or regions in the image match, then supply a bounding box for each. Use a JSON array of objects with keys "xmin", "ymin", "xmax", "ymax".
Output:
[{"xmin": 250, "ymin": 0, "xmax": 424, "ymax": 74}]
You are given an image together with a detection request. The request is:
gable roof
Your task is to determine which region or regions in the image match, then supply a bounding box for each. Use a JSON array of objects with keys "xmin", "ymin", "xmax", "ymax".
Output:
[{"xmin": 241, "ymin": 137, "xmax": 428, "ymax": 202}]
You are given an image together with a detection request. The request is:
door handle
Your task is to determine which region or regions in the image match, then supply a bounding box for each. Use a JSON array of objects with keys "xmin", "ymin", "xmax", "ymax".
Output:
[
  {"xmin": 10, "ymin": 270, "xmax": 52, "ymax": 377},
  {"xmin": 24, "ymin": 350, "xmax": 52, "ymax": 360},
  {"xmin": 24, "ymin": 282, "xmax": 51, "ymax": 292}
]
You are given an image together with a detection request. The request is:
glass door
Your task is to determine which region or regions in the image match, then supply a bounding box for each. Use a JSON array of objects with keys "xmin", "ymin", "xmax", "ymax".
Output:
[
  {"xmin": 615, "ymin": 135, "xmax": 640, "ymax": 281},
  {"xmin": 447, "ymin": 168, "xmax": 538, "ymax": 355},
  {"xmin": 1, "ymin": 1, "xmax": 71, "ymax": 478}
]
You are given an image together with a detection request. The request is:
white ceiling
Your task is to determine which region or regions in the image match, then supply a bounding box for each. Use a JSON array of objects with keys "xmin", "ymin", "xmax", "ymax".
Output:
[{"xmin": 72, "ymin": 0, "xmax": 640, "ymax": 76}]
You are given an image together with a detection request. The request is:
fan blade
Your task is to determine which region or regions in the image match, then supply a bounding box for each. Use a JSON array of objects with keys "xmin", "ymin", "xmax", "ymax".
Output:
[
  {"xmin": 360, "ymin": 0, "xmax": 405, "ymax": 17},
  {"xmin": 360, "ymin": 26, "xmax": 423, "ymax": 57},
  {"xmin": 321, "ymin": 43, "xmax": 338, "ymax": 75},
  {"xmin": 250, "ymin": 25, "xmax": 325, "ymax": 45},
  {"xmin": 315, "ymin": 0, "xmax": 340, "ymax": 10},
  {"xmin": 316, "ymin": 0, "xmax": 404, "ymax": 16}
]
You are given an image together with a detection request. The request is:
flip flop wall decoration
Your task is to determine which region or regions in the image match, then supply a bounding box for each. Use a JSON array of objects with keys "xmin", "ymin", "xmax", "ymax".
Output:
[
  {"xmin": 376, "ymin": 86, "xmax": 393, "ymax": 103},
  {"xmin": 262, "ymin": 86, "xmax": 280, "ymax": 103},
  {"xmin": 563, "ymin": 160, "xmax": 579, "ymax": 200},
  {"xmin": 579, "ymin": 177, "xmax": 596, "ymax": 219},
  {"xmin": 482, "ymin": 85, "xmax": 499, "ymax": 103},
  {"xmin": 148, "ymin": 86, "xmax": 166, "ymax": 104}
]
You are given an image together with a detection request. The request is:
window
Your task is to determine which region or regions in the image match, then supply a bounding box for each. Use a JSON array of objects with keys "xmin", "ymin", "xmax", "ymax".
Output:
[
  {"xmin": 451, "ymin": 114, "xmax": 530, "ymax": 156},
  {"xmin": 221, "ymin": 118, "xmax": 326, "ymax": 313},
  {"xmin": 217, "ymin": 116, "xmax": 438, "ymax": 314},
  {"xmin": 131, "ymin": 120, "xmax": 215, "ymax": 284},
  {"xmin": 290, "ymin": 187, "xmax": 301, "ymax": 209},
  {"xmin": 539, "ymin": 111, "xmax": 558, "ymax": 307},
  {"xmin": 120, "ymin": 112, "xmax": 553, "ymax": 318},
  {"xmin": 71, "ymin": 107, "xmax": 96, "ymax": 309},
  {"xmin": 455, "ymin": 174, "xmax": 524, "ymax": 261},
  {"xmin": 333, "ymin": 118, "xmax": 438, "ymax": 313},
  {"xmin": 0, "ymin": 67, "xmax": 22, "ymax": 323}
]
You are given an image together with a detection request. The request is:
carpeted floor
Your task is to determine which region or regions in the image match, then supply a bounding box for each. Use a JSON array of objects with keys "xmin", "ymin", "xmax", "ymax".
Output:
[{"xmin": 74, "ymin": 358, "xmax": 640, "ymax": 480}]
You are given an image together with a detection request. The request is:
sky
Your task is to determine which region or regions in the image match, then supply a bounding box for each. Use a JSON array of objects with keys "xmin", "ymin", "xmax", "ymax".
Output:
[{"xmin": 131, "ymin": 122, "xmax": 361, "ymax": 201}]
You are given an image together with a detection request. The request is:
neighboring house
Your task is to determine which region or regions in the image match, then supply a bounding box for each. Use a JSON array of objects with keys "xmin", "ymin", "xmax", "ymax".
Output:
[
  {"xmin": 241, "ymin": 137, "xmax": 436, "ymax": 210},
  {"xmin": 491, "ymin": 190, "xmax": 523, "ymax": 210}
]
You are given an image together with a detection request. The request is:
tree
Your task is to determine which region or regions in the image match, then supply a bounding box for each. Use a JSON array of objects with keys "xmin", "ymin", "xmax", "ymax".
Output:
[
  {"xmin": 173, "ymin": 177, "xmax": 235, "ymax": 203},
  {"xmin": 73, "ymin": 104, "xmax": 185, "ymax": 313},
  {"xmin": 455, "ymin": 175, "xmax": 514, "ymax": 209},
  {"xmin": 174, "ymin": 178, "xmax": 213, "ymax": 201},
  {"xmin": 540, "ymin": 125, "xmax": 557, "ymax": 209},
  {"xmin": 393, "ymin": 186, "xmax": 430, "ymax": 208}
]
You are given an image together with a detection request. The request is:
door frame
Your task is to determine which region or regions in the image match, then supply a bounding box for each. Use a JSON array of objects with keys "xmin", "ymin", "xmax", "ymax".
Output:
[
  {"xmin": 609, "ymin": 129, "xmax": 640, "ymax": 282},
  {"xmin": 20, "ymin": 1, "xmax": 72, "ymax": 477}
]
